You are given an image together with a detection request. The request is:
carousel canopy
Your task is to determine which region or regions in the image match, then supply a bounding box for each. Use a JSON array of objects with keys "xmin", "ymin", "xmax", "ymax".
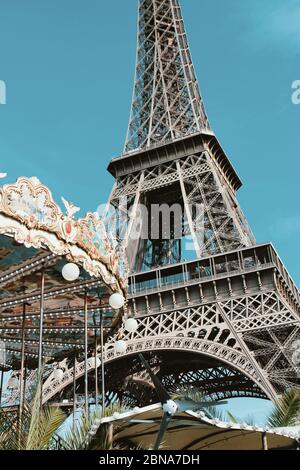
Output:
[
  {"xmin": 99, "ymin": 404, "xmax": 299, "ymax": 451},
  {"xmin": 0, "ymin": 176, "xmax": 127, "ymax": 370}
]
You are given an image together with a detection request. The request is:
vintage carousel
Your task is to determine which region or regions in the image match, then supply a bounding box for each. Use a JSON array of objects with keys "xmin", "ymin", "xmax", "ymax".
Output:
[{"xmin": 0, "ymin": 175, "xmax": 130, "ymax": 416}]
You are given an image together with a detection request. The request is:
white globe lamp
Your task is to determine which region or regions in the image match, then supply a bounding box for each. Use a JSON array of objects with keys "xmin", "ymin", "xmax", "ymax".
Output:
[
  {"xmin": 52, "ymin": 369, "xmax": 64, "ymax": 381},
  {"xmin": 7, "ymin": 376, "xmax": 19, "ymax": 389},
  {"xmin": 163, "ymin": 400, "xmax": 178, "ymax": 416},
  {"xmin": 62, "ymin": 263, "xmax": 80, "ymax": 282},
  {"xmin": 109, "ymin": 292, "xmax": 125, "ymax": 310},
  {"xmin": 89, "ymin": 357, "xmax": 101, "ymax": 368},
  {"xmin": 114, "ymin": 340, "xmax": 127, "ymax": 354},
  {"xmin": 124, "ymin": 318, "xmax": 138, "ymax": 333}
]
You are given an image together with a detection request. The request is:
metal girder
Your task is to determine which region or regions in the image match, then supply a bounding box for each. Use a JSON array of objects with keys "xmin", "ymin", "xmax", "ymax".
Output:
[
  {"xmin": 107, "ymin": 151, "xmax": 255, "ymax": 271},
  {"xmin": 125, "ymin": 0, "xmax": 209, "ymax": 153},
  {"xmin": 36, "ymin": 1, "xmax": 300, "ymax": 410}
]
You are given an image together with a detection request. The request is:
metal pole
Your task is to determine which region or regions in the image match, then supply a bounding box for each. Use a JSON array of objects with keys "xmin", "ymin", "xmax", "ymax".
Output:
[
  {"xmin": 262, "ymin": 432, "xmax": 268, "ymax": 451},
  {"xmin": 18, "ymin": 302, "xmax": 26, "ymax": 421},
  {"xmin": 176, "ymin": 160, "xmax": 202, "ymax": 258},
  {"xmin": 84, "ymin": 290, "xmax": 89, "ymax": 417},
  {"xmin": 94, "ymin": 326, "xmax": 98, "ymax": 408},
  {"xmin": 0, "ymin": 370, "xmax": 4, "ymax": 406},
  {"xmin": 23, "ymin": 358, "xmax": 28, "ymax": 402},
  {"xmin": 73, "ymin": 352, "xmax": 76, "ymax": 431},
  {"xmin": 38, "ymin": 269, "xmax": 45, "ymax": 373},
  {"xmin": 100, "ymin": 312, "xmax": 105, "ymax": 413},
  {"xmin": 38, "ymin": 269, "xmax": 45, "ymax": 410}
]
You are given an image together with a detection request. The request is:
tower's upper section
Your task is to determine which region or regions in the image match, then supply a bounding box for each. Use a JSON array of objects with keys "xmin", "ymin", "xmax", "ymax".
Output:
[{"xmin": 124, "ymin": 0, "xmax": 210, "ymax": 154}]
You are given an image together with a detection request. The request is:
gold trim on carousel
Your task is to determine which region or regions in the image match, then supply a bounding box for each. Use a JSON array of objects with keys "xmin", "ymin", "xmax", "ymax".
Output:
[{"xmin": 0, "ymin": 176, "xmax": 127, "ymax": 293}]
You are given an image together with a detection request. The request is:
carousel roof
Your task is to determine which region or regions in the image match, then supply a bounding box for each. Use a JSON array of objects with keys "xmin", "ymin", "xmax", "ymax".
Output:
[
  {"xmin": 98, "ymin": 404, "xmax": 299, "ymax": 450},
  {"xmin": 0, "ymin": 176, "xmax": 126, "ymax": 288},
  {"xmin": 0, "ymin": 176, "xmax": 127, "ymax": 370}
]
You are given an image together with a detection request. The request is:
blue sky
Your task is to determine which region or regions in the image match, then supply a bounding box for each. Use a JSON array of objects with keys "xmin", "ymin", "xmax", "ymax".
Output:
[{"xmin": 0, "ymin": 0, "xmax": 299, "ymax": 424}]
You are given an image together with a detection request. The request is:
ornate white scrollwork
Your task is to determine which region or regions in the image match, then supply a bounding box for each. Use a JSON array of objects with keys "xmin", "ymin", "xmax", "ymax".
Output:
[{"xmin": 0, "ymin": 176, "xmax": 127, "ymax": 292}]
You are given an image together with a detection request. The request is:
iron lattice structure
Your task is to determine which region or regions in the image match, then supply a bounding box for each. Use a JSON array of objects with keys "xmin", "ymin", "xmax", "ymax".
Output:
[
  {"xmin": 40, "ymin": 0, "xmax": 300, "ymax": 408},
  {"xmin": 108, "ymin": 146, "xmax": 256, "ymax": 272},
  {"xmin": 125, "ymin": 0, "xmax": 209, "ymax": 152}
]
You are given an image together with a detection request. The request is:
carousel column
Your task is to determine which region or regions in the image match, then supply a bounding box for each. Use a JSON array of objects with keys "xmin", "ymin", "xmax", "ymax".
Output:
[
  {"xmin": 72, "ymin": 349, "xmax": 77, "ymax": 431},
  {"xmin": 0, "ymin": 369, "xmax": 4, "ymax": 406},
  {"xmin": 38, "ymin": 268, "xmax": 45, "ymax": 409},
  {"xmin": 18, "ymin": 302, "xmax": 27, "ymax": 420},
  {"xmin": 262, "ymin": 432, "xmax": 268, "ymax": 451},
  {"xmin": 100, "ymin": 311, "xmax": 105, "ymax": 413},
  {"xmin": 94, "ymin": 325, "xmax": 98, "ymax": 408},
  {"xmin": 38, "ymin": 269, "xmax": 45, "ymax": 372},
  {"xmin": 84, "ymin": 290, "xmax": 89, "ymax": 416},
  {"xmin": 23, "ymin": 357, "xmax": 28, "ymax": 402}
]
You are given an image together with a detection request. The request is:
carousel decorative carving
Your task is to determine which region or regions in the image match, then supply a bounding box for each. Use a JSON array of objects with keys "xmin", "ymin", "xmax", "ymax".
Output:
[
  {"xmin": 0, "ymin": 176, "xmax": 128, "ymax": 292},
  {"xmin": 61, "ymin": 196, "xmax": 80, "ymax": 243},
  {"xmin": 76, "ymin": 212, "xmax": 111, "ymax": 264},
  {"xmin": 1, "ymin": 177, "xmax": 61, "ymax": 231}
]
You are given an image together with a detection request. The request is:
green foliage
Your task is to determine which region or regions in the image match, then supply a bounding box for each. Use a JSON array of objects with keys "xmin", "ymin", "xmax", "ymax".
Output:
[
  {"xmin": 0, "ymin": 384, "xmax": 66, "ymax": 450},
  {"xmin": 0, "ymin": 379, "xmax": 127, "ymax": 451},
  {"xmin": 267, "ymin": 388, "xmax": 300, "ymax": 428},
  {"xmin": 2, "ymin": 380, "xmax": 299, "ymax": 451},
  {"xmin": 58, "ymin": 402, "xmax": 127, "ymax": 450}
]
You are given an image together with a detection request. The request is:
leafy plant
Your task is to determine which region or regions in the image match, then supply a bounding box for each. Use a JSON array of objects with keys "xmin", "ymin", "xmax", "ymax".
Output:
[
  {"xmin": 267, "ymin": 388, "xmax": 300, "ymax": 428},
  {"xmin": 0, "ymin": 383, "xmax": 65, "ymax": 450},
  {"xmin": 59, "ymin": 402, "xmax": 125, "ymax": 450}
]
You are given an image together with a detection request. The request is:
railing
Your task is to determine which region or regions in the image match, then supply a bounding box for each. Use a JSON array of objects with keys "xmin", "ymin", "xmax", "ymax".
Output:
[
  {"xmin": 271, "ymin": 249, "xmax": 300, "ymax": 306},
  {"xmin": 118, "ymin": 129, "xmax": 213, "ymax": 160},
  {"xmin": 42, "ymin": 356, "xmax": 101, "ymax": 404},
  {"xmin": 128, "ymin": 244, "xmax": 300, "ymax": 304},
  {"xmin": 129, "ymin": 262, "xmax": 276, "ymax": 297}
]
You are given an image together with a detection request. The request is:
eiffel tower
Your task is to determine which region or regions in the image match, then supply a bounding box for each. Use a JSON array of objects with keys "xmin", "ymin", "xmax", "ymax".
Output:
[
  {"xmin": 101, "ymin": 0, "xmax": 300, "ymax": 406},
  {"xmin": 41, "ymin": 0, "xmax": 300, "ymax": 407}
]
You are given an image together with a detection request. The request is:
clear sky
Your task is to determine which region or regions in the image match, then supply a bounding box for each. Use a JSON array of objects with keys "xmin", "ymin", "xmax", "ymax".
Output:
[{"xmin": 0, "ymin": 0, "xmax": 299, "ymax": 424}]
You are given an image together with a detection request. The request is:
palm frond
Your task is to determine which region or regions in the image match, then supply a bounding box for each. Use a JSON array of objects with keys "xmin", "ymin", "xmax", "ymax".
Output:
[
  {"xmin": 225, "ymin": 412, "xmax": 255, "ymax": 426},
  {"xmin": 205, "ymin": 405, "xmax": 226, "ymax": 421},
  {"xmin": 61, "ymin": 410, "xmax": 96, "ymax": 450},
  {"xmin": 170, "ymin": 386, "xmax": 205, "ymax": 404},
  {"xmin": 0, "ymin": 378, "xmax": 66, "ymax": 451},
  {"xmin": 0, "ymin": 408, "xmax": 22, "ymax": 450},
  {"xmin": 226, "ymin": 411, "xmax": 238, "ymax": 424},
  {"xmin": 26, "ymin": 406, "xmax": 66, "ymax": 450},
  {"xmin": 267, "ymin": 388, "xmax": 300, "ymax": 428},
  {"xmin": 60, "ymin": 402, "xmax": 127, "ymax": 450}
]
